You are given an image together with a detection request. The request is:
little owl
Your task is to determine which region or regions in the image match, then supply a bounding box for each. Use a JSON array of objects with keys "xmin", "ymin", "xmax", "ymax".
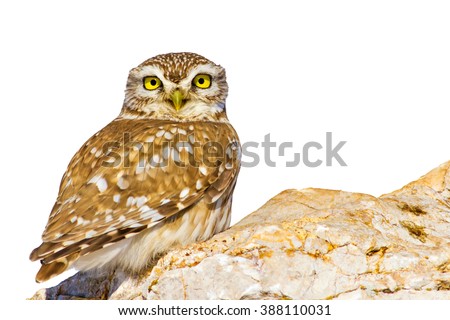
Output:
[{"xmin": 30, "ymin": 52, "xmax": 241, "ymax": 283}]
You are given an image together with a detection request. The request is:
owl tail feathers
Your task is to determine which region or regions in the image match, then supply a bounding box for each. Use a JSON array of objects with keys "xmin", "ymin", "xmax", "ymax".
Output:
[{"xmin": 34, "ymin": 253, "xmax": 80, "ymax": 283}]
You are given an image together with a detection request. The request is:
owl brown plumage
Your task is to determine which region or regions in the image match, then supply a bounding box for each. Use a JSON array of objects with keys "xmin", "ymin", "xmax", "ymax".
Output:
[{"xmin": 30, "ymin": 52, "xmax": 241, "ymax": 282}]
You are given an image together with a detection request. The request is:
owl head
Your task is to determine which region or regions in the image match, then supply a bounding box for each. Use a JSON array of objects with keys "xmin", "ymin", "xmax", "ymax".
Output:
[{"xmin": 121, "ymin": 52, "xmax": 228, "ymax": 122}]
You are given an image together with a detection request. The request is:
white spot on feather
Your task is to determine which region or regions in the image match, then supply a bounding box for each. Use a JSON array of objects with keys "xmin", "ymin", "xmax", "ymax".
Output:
[
  {"xmin": 88, "ymin": 175, "xmax": 108, "ymax": 192},
  {"xmin": 113, "ymin": 194, "xmax": 121, "ymax": 203},
  {"xmin": 156, "ymin": 130, "xmax": 165, "ymax": 137},
  {"xmin": 97, "ymin": 178, "xmax": 107, "ymax": 192},
  {"xmin": 117, "ymin": 177, "xmax": 129, "ymax": 190},
  {"xmin": 180, "ymin": 187, "xmax": 190, "ymax": 198},
  {"xmin": 86, "ymin": 230, "xmax": 97, "ymax": 238},
  {"xmin": 139, "ymin": 206, "xmax": 165, "ymax": 220},
  {"xmin": 126, "ymin": 196, "xmax": 135, "ymax": 207},
  {"xmin": 151, "ymin": 154, "xmax": 161, "ymax": 165},
  {"xmin": 104, "ymin": 157, "xmax": 116, "ymax": 164},
  {"xmin": 164, "ymin": 131, "xmax": 173, "ymax": 139},
  {"xmin": 136, "ymin": 162, "xmax": 145, "ymax": 174},
  {"xmin": 105, "ymin": 225, "xmax": 116, "ymax": 233},
  {"xmin": 123, "ymin": 219, "xmax": 143, "ymax": 228},
  {"xmin": 125, "ymin": 232, "xmax": 138, "ymax": 238},
  {"xmin": 136, "ymin": 196, "xmax": 147, "ymax": 208},
  {"xmin": 211, "ymin": 193, "xmax": 221, "ymax": 203},
  {"xmin": 199, "ymin": 166, "xmax": 207, "ymax": 175},
  {"xmin": 171, "ymin": 148, "xmax": 180, "ymax": 162},
  {"xmin": 63, "ymin": 196, "xmax": 77, "ymax": 205}
]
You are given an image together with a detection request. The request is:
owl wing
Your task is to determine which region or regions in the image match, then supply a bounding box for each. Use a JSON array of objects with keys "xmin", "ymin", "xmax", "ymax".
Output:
[{"xmin": 30, "ymin": 118, "xmax": 241, "ymax": 263}]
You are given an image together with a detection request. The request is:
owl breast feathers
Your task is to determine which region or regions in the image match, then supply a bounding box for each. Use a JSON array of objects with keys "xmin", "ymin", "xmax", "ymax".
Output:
[{"xmin": 30, "ymin": 52, "xmax": 241, "ymax": 283}]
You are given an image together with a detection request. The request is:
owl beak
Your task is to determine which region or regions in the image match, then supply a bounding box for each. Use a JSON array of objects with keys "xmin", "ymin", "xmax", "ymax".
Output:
[{"xmin": 170, "ymin": 90, "xmax": 185, "ymax": 111}]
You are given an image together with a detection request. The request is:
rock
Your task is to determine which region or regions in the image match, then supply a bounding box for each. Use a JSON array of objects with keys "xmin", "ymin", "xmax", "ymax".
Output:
[{"xmin": 30, "ymin": 161, "xmax": 450, "ymax": 300}]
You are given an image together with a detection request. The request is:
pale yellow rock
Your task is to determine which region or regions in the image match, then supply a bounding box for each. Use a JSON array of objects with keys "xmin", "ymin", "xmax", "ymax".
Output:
[{"xmin": 30, "ymin": 161, "xmax": 450, "ymax": 300}]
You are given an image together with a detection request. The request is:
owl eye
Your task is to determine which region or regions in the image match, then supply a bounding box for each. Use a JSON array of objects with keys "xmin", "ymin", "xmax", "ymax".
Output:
[
  {"xmin": 192, "ymin": 74, "xmax": 211, "ymax": 89},
  {"xmin": 143, "ymin": 76, "xmax": 162, "ymax": 90}
]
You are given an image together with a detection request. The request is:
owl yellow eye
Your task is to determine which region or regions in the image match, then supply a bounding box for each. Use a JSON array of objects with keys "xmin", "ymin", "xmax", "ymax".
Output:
[
  {"xmin": 143, "ymin": 76, "xmax": 162, "ymax": 90},
  {"xmin": 192, "ymin": 74, "xmax": 211, "ymax": 89}
]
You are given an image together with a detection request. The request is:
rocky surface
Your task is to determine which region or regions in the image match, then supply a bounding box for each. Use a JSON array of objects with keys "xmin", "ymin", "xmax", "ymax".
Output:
[{"xmin": 31, "ymin": 161, "xmax": 450, "ymax": 299}]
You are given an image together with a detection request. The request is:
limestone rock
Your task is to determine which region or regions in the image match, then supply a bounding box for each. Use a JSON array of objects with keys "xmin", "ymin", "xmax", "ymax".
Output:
[{"xmin": 31, "ymin": 161, "xmax": 450, "ymax": 299}]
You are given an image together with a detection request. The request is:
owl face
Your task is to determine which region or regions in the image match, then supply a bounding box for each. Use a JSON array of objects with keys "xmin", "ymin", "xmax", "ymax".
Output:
[{"xmin": 122, "ymin": 52, "xmax": 228, "ymax": 122}]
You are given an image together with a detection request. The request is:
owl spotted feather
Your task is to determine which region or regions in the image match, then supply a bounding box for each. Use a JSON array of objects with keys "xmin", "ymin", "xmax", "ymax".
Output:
[{"xmin": 30, "ymin": 52, "xmax": 241, "ymax": 283}]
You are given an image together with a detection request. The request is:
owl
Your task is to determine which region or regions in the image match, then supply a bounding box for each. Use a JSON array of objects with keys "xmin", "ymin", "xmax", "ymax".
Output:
[{"xmin": 30, "ymin": 52, "xmax": 241, "ymax": 283}]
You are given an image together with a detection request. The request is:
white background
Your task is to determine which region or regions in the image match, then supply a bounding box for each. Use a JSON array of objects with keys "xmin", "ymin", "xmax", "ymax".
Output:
[{"xmin": 0, "ymin": 0, "xmax": 449, "ymax": 307}]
